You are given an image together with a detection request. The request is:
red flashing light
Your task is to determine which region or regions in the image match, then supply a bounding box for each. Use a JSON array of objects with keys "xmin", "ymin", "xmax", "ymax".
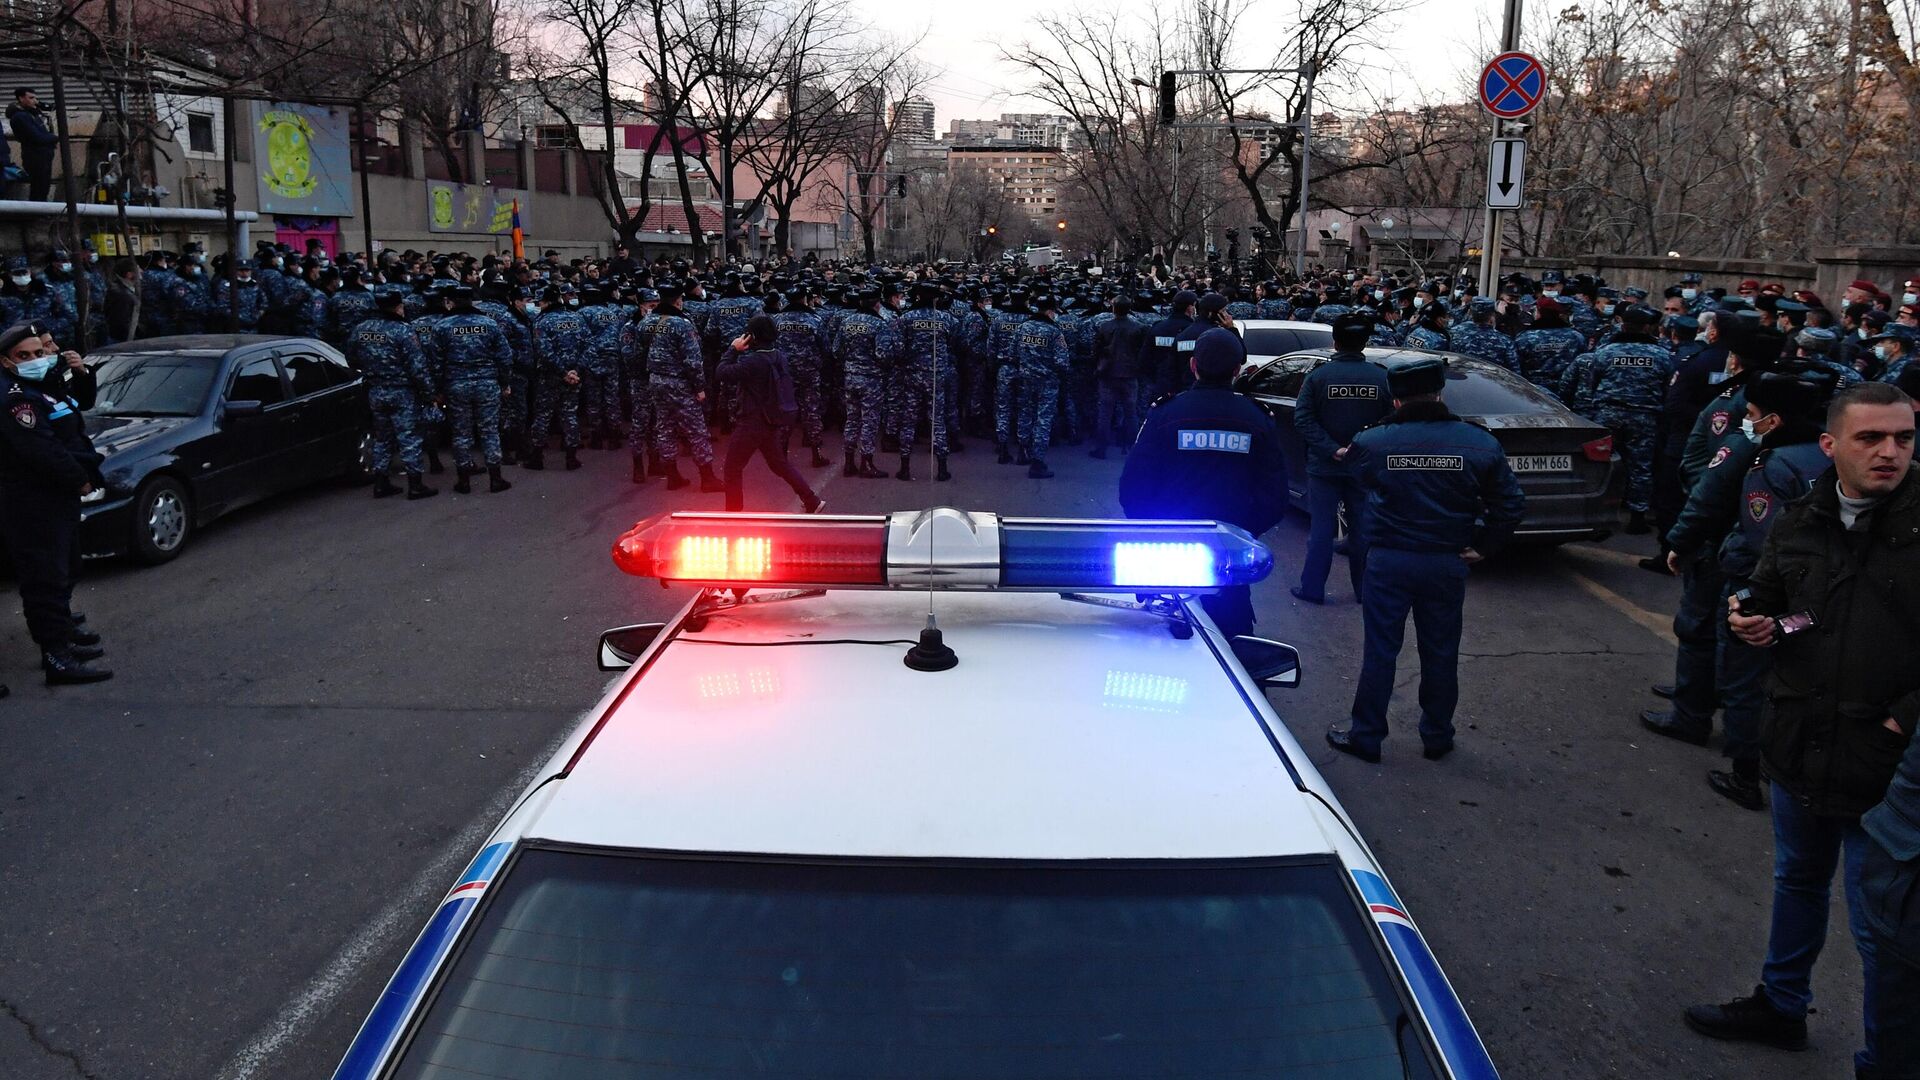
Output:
[
  {"xmin": 1581, "ymin": 435, "xmax": 1614, "ymax": 462},
  {"xmin": 613, "ymin": 514, "xmax": 887, "ymax": 586}
]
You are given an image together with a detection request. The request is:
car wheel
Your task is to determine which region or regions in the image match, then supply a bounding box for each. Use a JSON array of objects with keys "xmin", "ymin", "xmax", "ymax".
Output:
[{"xmin": 130, "ymin": 476, "xmax": 192, "ymax": 564}]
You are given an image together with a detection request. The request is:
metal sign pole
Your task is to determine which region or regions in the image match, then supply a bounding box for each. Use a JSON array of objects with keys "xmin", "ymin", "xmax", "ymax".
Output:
[
  {"xmin": 1478, "ymin": 0, "xmax": 1523, "ymax": 297},
  {"xmin": 1296, "ymin": 63, "xmax": 1314, "ymax": 277}
]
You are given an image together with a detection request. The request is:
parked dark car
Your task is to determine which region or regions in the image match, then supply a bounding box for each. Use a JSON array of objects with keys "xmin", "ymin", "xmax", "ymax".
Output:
[
  {"xmin": 76, "ymin": 335, "xmax": 369, "ymax": 563},
  {"xmin": 1236, "ymin": 347, "xmax": 1624, "ymax": 542}
]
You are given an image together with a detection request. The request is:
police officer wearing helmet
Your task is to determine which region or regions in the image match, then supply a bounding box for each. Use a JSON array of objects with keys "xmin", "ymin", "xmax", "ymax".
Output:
[
  {"xmin": 0, "ymin": 322, "xmax": 111, "ymax": 685},
  {"xmin": 1291, "ymin": 312, "xmax": 1392, "ymax": 604},
  {"xmin": 1119, "ymin": 327, "xmax": 1288, "ymax": 638},
  {"xmin": 1327, "ymin": 356, "xmax": 1525, "ymax": 763}
]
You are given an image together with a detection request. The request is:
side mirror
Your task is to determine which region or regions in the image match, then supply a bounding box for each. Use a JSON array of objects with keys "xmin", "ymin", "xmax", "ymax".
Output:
[
  {"xmin": 598, "ymin": 622, "xmax": 668, "ymax": 670},
  {"xmin": 223, "ymin": 399, "xmax": 264, "ymax": 420},
  {"xmin": 1231, "ymin": 635, "xmax": 1300, "ymax": 689}
]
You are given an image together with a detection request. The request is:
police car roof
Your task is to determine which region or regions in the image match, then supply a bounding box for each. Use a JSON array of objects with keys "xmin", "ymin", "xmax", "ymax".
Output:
[{"xmin": 525, "ymin": 589, "xmax": 1334, "ymax": 861}]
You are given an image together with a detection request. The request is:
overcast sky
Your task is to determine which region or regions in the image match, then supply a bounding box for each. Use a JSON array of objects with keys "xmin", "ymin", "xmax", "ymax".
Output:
[{"xmin": 849, "ymin": 0, "xmax": 1499, "ymax": 126}]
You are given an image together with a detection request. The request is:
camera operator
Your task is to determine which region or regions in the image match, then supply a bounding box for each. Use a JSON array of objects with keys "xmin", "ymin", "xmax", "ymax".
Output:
[{"xmin": 1686, "ymin": 381, "xmax": 1919, "ymax": 1074}]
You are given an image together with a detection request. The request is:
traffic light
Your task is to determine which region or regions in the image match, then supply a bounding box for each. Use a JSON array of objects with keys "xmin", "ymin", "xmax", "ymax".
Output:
[
  {"xmin": 895, "ymin": 175, "xmax": 907, "ymax": 198},
  {"xmin": 986, "ymin": 225, "xmax": 997, "ymax": 235},
  {"xmin": 1158, "ymin": 72, "xmax": 1177, "ymax": 124},
  {"xmin": 1056, "ymin": 220, "xmax": 1067, "ymax": 231}
]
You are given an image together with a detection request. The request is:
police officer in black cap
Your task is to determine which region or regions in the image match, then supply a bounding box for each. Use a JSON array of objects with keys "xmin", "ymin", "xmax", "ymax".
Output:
[
  {"xmin": 1291, "ymin": 312, "xmax": 1392, "ymax": 603},
  {"xmin": 1119, "ymin": 327, "xmax": 1289, "ymax": 637},
  {"xmin": 0, "ymin": 323, "xmax": 111, "ymax": 684},
  {"xmin": 1326, "ymin": 356, "xmax": 1524, "ymax": 763}
]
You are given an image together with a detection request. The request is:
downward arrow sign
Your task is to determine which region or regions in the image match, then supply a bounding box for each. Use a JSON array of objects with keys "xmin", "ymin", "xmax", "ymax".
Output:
[{"xmin": 1496, "ymin": 141, "xmax": 1516, "ymax": 196}]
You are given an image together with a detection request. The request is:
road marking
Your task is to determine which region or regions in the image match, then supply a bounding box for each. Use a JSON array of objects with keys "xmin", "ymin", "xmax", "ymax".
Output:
[
  {"xmin": 211, "ymin": 721, "xmax": 578, "ymax": 1080},
  {"xmin": 1564, "ymin": 568, "xmax": 1676, "ymax": 645},
  {"xmin": 1558, "ymin": 543, "xmax": 1647, "ymax": 570}
]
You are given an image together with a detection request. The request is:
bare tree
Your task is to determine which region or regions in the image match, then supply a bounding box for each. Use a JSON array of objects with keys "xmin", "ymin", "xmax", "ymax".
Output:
[
  {"xmin": 524, "ymin": 0, "xmax": 648, "ymax": 242},
  {"xmin": 825, "ymin": 53, "xmax": 931, "ymax": 263}
]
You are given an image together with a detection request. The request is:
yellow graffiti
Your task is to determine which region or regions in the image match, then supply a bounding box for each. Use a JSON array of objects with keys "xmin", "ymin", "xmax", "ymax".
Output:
[{"xmin": 258, "ymin": 109, "xmax": 319, "ymax": 199}]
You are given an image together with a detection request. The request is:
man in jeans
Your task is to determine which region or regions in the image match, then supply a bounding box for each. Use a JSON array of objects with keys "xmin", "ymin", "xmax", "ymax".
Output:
[
  {"xmin": 1088, "ymin": 294, "xmax": 1149, "ymax": 459},
  {"xmin": 1686, "ymin": 381, "xmax": 1920, "ymax": 1076}
]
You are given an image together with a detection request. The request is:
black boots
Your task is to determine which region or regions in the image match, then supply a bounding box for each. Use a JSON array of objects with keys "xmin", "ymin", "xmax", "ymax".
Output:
[
  {"xmin": 454, "ymin": 465, "xmax": 473, "ymax": 494},
  {"xmin": 488, "ymin": 465, "xmax": 512, "ymax": 493},
  {"xmin": 372, "ymin": 474, "xmax": 402, "ymax": 498},
  {"xmin": 1016, "ymin": 445, "xmax": 1030, "ymax": 466},
  {"xmin": 897, "ymin": 454, "xmax": 913, "ymax": 481},
  {"xmin": 843, "ymin": 448, "xmax": 859, "ymax": 477},
  {"xmin": 425, "ymin": 446, "xmax": 445, "ymax": 475},
  {"xmin": 563, "ymin": 448, "xmax": 582, "ymax": 470},
  {"xmin": 1027, "ymin": 459, "xmax": 1053, "ymax": 479},
  {"xmin": 664, "ymin": 460, "xmax": 691, "ymax": 490},
  {"xmin": 43, "ymin": 649, "xmax": 112, "ymax": 685},
  {"xmin": 632, "ymin": 454, "xmax": 648, "ymax": 484},
  {"xmin": 648, "ymin": 449, "xmax": 668, "ymax": 477},
  {"xmin": 997, "ymin": 443, "xmax": 1014, "ymax": 465},
  {"xmin": 698, "ymin": 462, "xmax": 727, "ymax": 493},
  {"xmin": 406, "ymin": 472, "xmax": 438, "ymax": 500},
  {"xmin": 858, "ymin": 454, "xmax": 887, "ymax": 479},
  {"xmin": 523, "ymin": 448, "xmax": 545, "ymax": 471},
  {"xmin": 936, "ymin": 454, "xmax": 951, "ymax": 482},
  {"xmin": 1625, "ymin": 509, "xmax": 1650, "ymax": 534},
  {"xmin": 810, "ymin": 444, "xmax": 832, "ymax": 468}
]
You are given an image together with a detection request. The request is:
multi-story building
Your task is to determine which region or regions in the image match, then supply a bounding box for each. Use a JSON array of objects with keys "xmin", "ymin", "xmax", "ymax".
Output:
[
  {"xmin": 944, "ymin": 113, "xmax": 1080, "ymax": 153},
  {"xmin": 947, "ymin": 144, "xmax": 1063, "ymax": 224},
  {"xmin": 892, "ymin": 96, "xmax": 936, "ymax": 145}
]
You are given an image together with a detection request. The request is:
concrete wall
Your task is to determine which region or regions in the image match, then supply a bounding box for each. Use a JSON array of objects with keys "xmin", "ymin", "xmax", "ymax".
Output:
[{"xmin": 1502, "ymin": 254, "xmax": 1817, "ymax": 296}]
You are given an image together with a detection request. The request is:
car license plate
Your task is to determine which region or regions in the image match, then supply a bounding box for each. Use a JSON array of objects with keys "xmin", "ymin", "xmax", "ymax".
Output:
[{"xmin": 1508, "ymin": 454, "xmax": 1572, "ymax": 473}]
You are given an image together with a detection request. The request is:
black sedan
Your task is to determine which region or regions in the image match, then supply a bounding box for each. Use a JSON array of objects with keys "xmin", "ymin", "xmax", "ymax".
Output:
[
  {"xmin": 1236, "ymin": 347, "xmax": 1624, "ymax": 542},
  {"xmin": 79, "ymin": 335, "xmax": 369, "ymax": 563}
]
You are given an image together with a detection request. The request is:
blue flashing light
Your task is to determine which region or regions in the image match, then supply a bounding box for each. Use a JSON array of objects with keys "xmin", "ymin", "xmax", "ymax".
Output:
[
  {"xmin": 1103, "ymin": 671, "xmax": 1191, "ymax": 711},
  {"xmin": 998, "ymin": 519, "xmax": 1273, "ymax": 592},
  {"xmin": 1113, "ymin": 542, "xmax": 1215, "ymax": 587}
]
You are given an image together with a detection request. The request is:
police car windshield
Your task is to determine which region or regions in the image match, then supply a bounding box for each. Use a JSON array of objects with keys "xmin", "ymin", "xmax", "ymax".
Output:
[
  {"xmin": 389, "ymin": 849, "xmax": 1441, "ymax": 1080},
  {"xmin": 86, "ymin": 352, "xmax": 219, "ymax": 417}
]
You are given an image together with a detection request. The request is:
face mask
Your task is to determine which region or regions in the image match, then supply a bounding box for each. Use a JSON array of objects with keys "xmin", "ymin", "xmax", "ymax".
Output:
[
  {"xmin": 13, "ymin": 356, "xmax": 57, "ymax": 382},
  {"xmin": 1681, "ymin": 288, "xmax": 1698, "ymax": 300},
  {"xmin": 1597, "ymin": 304, "xmax": 1614, "ymax": 316},
  {"xmin": 1875, "ymin": 343, "xmax": 1892, "ymax": 362},
  {"xmin": 1859, "ymin": 327, "xmax": 1871, "ymax": 339},
  {"xmin": 1542, "ymin": 289, "xmax": 1559, "ymax": 298},
  {"xmin": 1412, "ymin": 296, "xmax": 1426, "ymax": 309},
  {"xmin": 567, "ymin": 298, "xmax": 580, "ymax": 308},
  {"xmin": 9, "ymin": 274, "xmax": 29, "ymax": 287},
  {"xmin": 1904, "ymin": 292, "xmax": 1917, "ymax": 305},
  {"xmin": 1373, "ymin": 289, "xmax": 1385, "ymax": 301},
  {"xmin": 1740, "ymin": 416, "xmax": 1769, "ymax": 443},
  {"xmin": 1707, "ymin": 370, "xmax": 1730, "ymax": 384},
  {"xmin": 56, "ymin": 262, "xmax": 71, "ymax": 274}
]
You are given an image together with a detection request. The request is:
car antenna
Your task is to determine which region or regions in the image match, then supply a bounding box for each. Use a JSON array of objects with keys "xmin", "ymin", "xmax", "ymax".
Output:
[{"xmin": 904, "ymin": 338, "xmax": 956, "ymax": 672}]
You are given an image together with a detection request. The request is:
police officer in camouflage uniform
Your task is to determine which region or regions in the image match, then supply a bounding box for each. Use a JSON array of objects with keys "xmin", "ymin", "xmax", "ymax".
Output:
[
  {"xmin": 527, "ymin": 287, "xmax": 588, "ymax": 471},
  {"xmin": 327, "ymin": 266, "xmax": 377, "ymax": 345},
  {"xmin": 1450, "ymin": 298, "xmax": 1519, "ymax": 371},
  {"xmin": 990, "ymin": 288, "xmax": 1032, "ymax": 462},
  {"xmin": 475, "ymin": 283, "xmax": 532, "ymax": 464},
  {"xmin": 137, "ymin": 251, "xmax": 182, "ymax": 337},
  {"xmin": 349, "ymin": 288, "xmax": 438, "ymax": 500},
  {"xmin": 1402, "ymin": 300, "xmax": 1451, "ymax": 352},
  {"xmin": 648, "ymin": 285, "xmax": 725, "ymax": 491},
  {"xmin": 173, "ymin": 252, "xmax": 212, "ymax": 333},
  {"xmin": 774, "ymin": 286, "xmax": 832, "ymax": 469},
  {"xmin": 39, "ymin": 249, "xmax": 79, "ymax": 345},
  {"xmin": 833, "ymin": 289, "xmax": 890, "ymax": 478},
  {"xmin": 432, "ymin": 286, "xmax": 514, "ymax": 494},
  {"xmin": 1016, "ymin": 293, "xmax": 1073, "ymax": 479},
  {"xmin": 1586, "ymin": 304, "xmax": 1674, "ymax": 533},
  {"xmin": 618, "ymin": 289, "xmax": 661, "ymax": 483},
  {"xmin": 885, "ymin": 282, "xmax": 960, "ymax": 481},
  {"xmin": 211, "ymin": 258, "xmax": 267, "ymax": 332},
  {"xmin": 578, "ymin": 285, "xmax": 623, "ymax": 448}
]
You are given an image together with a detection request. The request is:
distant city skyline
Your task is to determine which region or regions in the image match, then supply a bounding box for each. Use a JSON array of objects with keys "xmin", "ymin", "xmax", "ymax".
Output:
[{"xmin": 850, "ymin": 0, "xmax": 1498, "ymax": 128}]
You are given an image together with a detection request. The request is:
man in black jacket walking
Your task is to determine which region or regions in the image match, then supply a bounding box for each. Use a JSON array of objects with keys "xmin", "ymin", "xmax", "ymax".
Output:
[
  {"xmin": 717, "ymin": 315, "xmax": 824, "ymax": 514},
  {"xmin": 1685, "ymin": 381, "xmax": 1920, "ymax": 1075},
  {"xmin": 1089, "ymin": 295, "xmax": 1150, "ymax": 458}
]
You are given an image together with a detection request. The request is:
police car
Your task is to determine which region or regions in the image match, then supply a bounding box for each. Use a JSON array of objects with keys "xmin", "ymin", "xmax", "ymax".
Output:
[{"xmin": 333, "ymin": 509, "xmax": 1500, "ymax": 1080}]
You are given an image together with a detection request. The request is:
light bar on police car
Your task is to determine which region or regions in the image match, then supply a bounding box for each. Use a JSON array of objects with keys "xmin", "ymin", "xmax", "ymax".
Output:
[{"xmin": 611, "ymin": 508, "xmax": 1272, "ymax": 593}]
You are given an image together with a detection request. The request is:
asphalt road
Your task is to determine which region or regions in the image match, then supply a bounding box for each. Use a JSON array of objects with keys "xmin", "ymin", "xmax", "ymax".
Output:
[{"xmin": 0, "ymin": 432, "xmax": 1865, "ymax": 1080}]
